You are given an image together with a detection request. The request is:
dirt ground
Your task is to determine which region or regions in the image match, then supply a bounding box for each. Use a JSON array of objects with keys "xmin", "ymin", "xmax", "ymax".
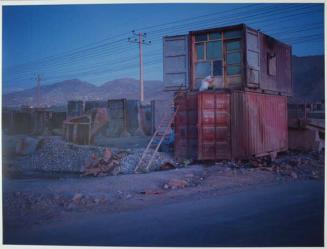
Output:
[{"xmin": 3, "ymin": 148, "xmax": 324, "ymax": 235}]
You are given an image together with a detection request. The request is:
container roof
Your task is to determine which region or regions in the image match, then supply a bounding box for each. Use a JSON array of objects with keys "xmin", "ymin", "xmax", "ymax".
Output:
[{"xmin": 189, "ymin": 23, "xmax": 246, "ymax": 35}]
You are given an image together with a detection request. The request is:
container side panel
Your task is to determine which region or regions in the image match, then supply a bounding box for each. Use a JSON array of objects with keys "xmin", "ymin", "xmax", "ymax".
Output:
[
  {"xmin": 231, "ymin": 91, "xmax": 250, "ymax": 158},
  {"xmin": 246, "ymin": 28, "xmax": 260, "ymax": 87},
  {"xmin": 259, "ymin": 34, "xmax": 292, "ymax": 95},
  {"xmin": 163, "ymin": 35, "xmax": 189, "ymax": 90},
  {"xmin": 246, "ymin": 92, "xmax": 288, "ymax": 156}
]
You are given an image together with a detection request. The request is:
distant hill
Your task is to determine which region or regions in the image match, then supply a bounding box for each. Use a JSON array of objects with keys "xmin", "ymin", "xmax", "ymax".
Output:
[
  {"xmin": 3, "ymin": 78, "xmax": 171, "ymax": 107},
  {"xmin": 3, "ymin": 55, "xmax": 324, "ymax": 106},
  {"xmin": 291, "ymin": 55, "xmax": 324, "ymax": 103}
]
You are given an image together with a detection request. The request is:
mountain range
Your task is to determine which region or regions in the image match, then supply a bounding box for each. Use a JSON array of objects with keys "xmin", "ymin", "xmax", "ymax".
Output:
[{"xmin": 3, "ymin": 55, "xmax": 324, "ymax": 107}]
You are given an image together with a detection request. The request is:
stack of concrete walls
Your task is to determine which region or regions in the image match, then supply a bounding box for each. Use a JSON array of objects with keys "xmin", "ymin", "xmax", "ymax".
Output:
[
  {"xmin": 105, "ymin": 99, "xmax": 128, "ymax": 137},
  {"xmin": 104, "ymin": 99, "xmax": 155, "ymax": 137},
  {"xmin": 85, "ymin": 100, "xmax": 108, "ymax": 113},
  {"xmin": 126, "ymin": 100, "xmax": 140, "ymax": 135},
  {"xmin": 6, "ymin": 111, "xmax": 34, "ymax": 134},
  {"xmin": 67, "ymin": 100, "xmax": 84, "ymax": 117}
]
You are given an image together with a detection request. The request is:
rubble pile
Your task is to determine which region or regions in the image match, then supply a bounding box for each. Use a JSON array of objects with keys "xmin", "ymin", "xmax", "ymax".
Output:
[
  {"xmin": 82, "ymin": 149, "xmax": 129, "ymax": 177},
  {"xmin": 15, "ymin": 137, "xmax": 104, "ymax": 173},
  {"xmin": 239, "ymin": 150, "xmax": 324, "ymax": 180},
  {"xmin": 12, "ymin": 137, "xmax": 176, "ymax": 175},
  {"xmin": 211, "ymin": 150, "xmax": 324, "ymax": 180},
  {"xmin": 119, "ymin": 148, "xmax": 176, "ymax": 174}
]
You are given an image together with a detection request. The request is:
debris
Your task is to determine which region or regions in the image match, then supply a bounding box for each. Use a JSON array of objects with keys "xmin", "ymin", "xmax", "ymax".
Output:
[
  {"xmin": 163, "ymin": 184, "xmax": 169, "ymax": 189},
  {"xmin": 182, "ymin": 159, "xmax": 192, "ymax": 167},
  {"xmin": 72, "ymin": 193, "xmax": 83, "ymax": 203},
  {"xmin": 160, "ymin": 162, "xmax": 176, "ymax": 171},
  {"xmin": 139, "ymin": 190, "xmax": 162, "ymax": 195},
  {"xmin": 165, "ymin": 179, "xmax": 188, "ymax": 190},
  {"xmin": 290, "ymin": 171, "xmax": 298, "ymax": 179},
  {"xmin": 82, "ymin": 148, "xmax": 121, "ymax": 177},
  {"xmin": 15, "ymin": 137, "xmax": 40, "ymax": 156},
  {"xmin": 184, "ymin": 173, "xmax": 194, "ymax": 178}
]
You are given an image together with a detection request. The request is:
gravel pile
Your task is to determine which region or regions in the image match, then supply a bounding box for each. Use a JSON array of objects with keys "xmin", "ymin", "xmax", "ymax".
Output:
[
  {"xmin": 15, "ymin": 137, "xmax": 104, "ymax": 173},
  {"xmin": 13, "ymin": 137, "xmax": 176, "ymax": 175}
]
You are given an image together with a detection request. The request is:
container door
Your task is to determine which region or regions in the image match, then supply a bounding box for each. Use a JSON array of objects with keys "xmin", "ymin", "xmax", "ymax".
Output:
[
  {"xmin": 198, "ymin": 92, "xmax": 231, "ymax": 160},
  {"xmin": 163, "ymin": 35, "xmax": 189, "ymax": 90},
  {"xmin": 174, "ymin": 93, "xmax": 198, "ymax": 160},
  {"xmin": 246, "ymin": 28, "xmax": 260, "ymax": 88}
]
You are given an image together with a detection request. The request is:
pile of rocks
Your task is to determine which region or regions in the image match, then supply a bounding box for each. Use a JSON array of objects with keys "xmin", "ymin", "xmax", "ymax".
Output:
[
  {"xmin": 119, "ymin": 148, "xmax": 176, "ymax": 174},
  {"xmin": 12, "ymin": 137, "xmax": 176, "ymax": 176},
  {"xmin": 15, "ymin": 137, "xmax": 104, "ymax": 173}
]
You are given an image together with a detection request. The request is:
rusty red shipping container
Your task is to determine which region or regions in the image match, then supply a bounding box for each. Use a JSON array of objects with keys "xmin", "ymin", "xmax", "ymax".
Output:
[
  {"xmin": 174, "ymin": 90, "xmax": 288, "ymax": 160},
  {"xmin": 163, "ymin": 23, "xmax": 292, "ymax": 96}
]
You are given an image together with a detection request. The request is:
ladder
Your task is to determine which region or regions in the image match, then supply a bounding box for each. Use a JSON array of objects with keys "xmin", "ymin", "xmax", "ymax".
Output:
[{"xmin": 134, "ymin": 90, "xmax": 185, "ymax": 173}]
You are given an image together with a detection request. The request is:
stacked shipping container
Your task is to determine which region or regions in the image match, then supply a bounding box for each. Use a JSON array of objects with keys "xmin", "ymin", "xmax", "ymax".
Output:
[{"xmin": 164, "ymin": 23, "xmax": 292, "ymax": 160}]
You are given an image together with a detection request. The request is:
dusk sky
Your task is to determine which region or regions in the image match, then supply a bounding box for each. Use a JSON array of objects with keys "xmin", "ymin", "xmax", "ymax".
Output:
[{"xmin": 3, "ymin": 3, "xmax": 324, "ymax": 93}]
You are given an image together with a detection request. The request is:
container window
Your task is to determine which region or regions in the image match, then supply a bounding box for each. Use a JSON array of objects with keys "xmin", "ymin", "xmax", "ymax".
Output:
[
  {"xmin": 227, "ymin": 65, "xmax": 241, "ymax": 75},
  {"xmin": 226, "ymin": 40, "xmax": 241, "ymax": 50},
  {"xmin": 213, "ymin": 60, "xmax": 223, "ymax": 76},
  {"xmin": 227, "ymin": 52, "xmax": 241, "ymax": 64},
  {"xmin": 195, "ymin": 34, "xmax": 207, "ymax": 42},
  {"xmin": 196, "ymin": 43, "xmax": 205, "ymax": 60},
  {"xmin": 209, "ymin": 32, "xmax": 221, "ymax": 40},
  {"xmin": 195, "ymin": 62, "xmax": 211, "ymax": 78},
  {"xmin": 207, "ymin": 41, "xmax": 222, "ymax": 60},
  {"xmin": 268, "ymin": 53, "xmax": 277, "ymax": 76},
  {"xmin": 224, "ymin": 30, "xmax": 242, "ymax": 39}
]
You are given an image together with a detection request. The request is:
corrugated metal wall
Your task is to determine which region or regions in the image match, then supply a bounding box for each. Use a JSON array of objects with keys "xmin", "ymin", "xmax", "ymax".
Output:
[
  {"xmin": 174, "ymin": 93, "xmax": 198, "ymax": 160},
  {"xmin": 197, "ymin": 92, "xmax": 231, "ymax": 160},
  {"xmin": 259, "ymin": 34, "xmax": 292, "ymax": 95},
  {"xmin": 174, "ymin": 91, "xmax": 288, "ymax": 160},
  {"xmin": 231, "ymin": 91, "xmax": 288, "ymax": 158},
  {"xmin": 163, "ymin": 24, "xmax": 292, "ymax": 96}
]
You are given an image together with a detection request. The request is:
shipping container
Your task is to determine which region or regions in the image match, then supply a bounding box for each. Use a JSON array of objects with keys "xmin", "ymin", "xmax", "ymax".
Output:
[
  {"xmin": 163, "ymin": 23, "xmax": 292, "ymax": 96},
  {"xmin": 174, "ymin": 90, "xmax": 288, "ymax": 160}
]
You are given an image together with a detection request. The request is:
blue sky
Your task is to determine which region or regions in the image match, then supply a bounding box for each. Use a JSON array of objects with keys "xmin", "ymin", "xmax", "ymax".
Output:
[{"xmin": 3, "ymin": 3, "xmax": 324, "ymax": 92}]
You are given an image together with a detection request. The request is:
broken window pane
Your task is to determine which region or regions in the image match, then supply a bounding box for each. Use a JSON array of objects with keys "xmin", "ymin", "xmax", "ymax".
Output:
[
  {"xmin": 195, "ymin": 34, "xmax": 207, "ymax": 42},
  {"xmin": 209, "ymin": 32, "xmax": 221, "ymax": 40},
  {"xmin": 195, "ymin": 62, "xmax": 211, "ymax": 78},
  {"xmin": 227, "ymin": 52, "xmax": 241, "ymax": 64},
  {"xmin": 226, "ymin": 40, "xmax": 241, "ymax": 50},
  {"xmin": 207, "ymin": 41, "xmax": 222, "ymax": 60},
  {"xmin": 268, "ymin": 53, "xmax": 277, "ymax": 76},
  {"xmin": 196, "ymin": 43, "xmax": 205, "ymax": 60},
  {"xmin": 224, "ymin": 30, "xmax": 242, "ymax": 39},
  {"xmin": 227, "ymin": 65, "xmax": 241, "ymax": 75},
  {"xmin": 213, "ymin": 60, "xmax": 222, "ymax": 76}
]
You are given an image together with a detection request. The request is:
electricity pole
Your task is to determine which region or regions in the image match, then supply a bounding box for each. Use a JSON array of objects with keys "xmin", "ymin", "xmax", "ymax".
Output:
[
  {"xmin": 128, "ymin": 31, "xmax": 151, "ymax": 102},
  {"xmin": 34, "ymin": 74, "xmax": 42, "ymax": 108}
]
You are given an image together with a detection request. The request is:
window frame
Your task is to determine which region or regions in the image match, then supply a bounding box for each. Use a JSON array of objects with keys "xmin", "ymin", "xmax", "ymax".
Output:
[{"xmin": 192, "ymin": 28, "xmax": 244, "ymax": 88}]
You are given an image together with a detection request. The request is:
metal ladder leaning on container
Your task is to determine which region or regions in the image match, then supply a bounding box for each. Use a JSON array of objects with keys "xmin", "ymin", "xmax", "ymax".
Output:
[{"xmin": 134, "ymin": 86, "xmax": 185, "ymax": 173}]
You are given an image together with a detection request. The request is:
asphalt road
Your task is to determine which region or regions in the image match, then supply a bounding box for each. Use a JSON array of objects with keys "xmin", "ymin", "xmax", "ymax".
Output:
[{"xmin": 4, "ymin": 180, "xmax": 324, "ymax": 247}]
